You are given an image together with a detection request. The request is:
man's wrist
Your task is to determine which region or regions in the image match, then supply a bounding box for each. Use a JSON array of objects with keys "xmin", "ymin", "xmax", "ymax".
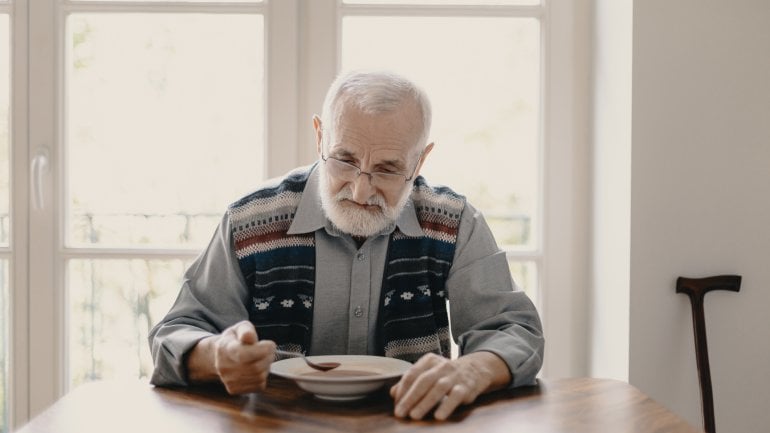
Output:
[
  {"xmin": 459, "ymin": 350, "xmax": 512, "ymax": 393},
  {"xmin": 186, "ymin": 335, "xmax": 221, "ymax": 383}
]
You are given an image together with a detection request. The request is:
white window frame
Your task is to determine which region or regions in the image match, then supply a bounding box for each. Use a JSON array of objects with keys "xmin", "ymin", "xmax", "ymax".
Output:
[
  {"xmin": 8, "ymin": 0, "xmax": 586, "ymax": 428},
  {"xmin": 540, "ymin": 0, "xmax": 588, "ymax": 380}
]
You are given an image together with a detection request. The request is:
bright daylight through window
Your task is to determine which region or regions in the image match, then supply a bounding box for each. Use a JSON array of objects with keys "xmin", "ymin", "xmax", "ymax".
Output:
[{"xmin": 64, "ymin": 13, "xmax": 264, "ymax": 387}]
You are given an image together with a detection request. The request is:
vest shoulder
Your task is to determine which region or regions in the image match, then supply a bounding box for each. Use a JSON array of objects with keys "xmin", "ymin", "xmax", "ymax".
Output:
[
  {"xmin": 411, "ymin": 176, "xmax": 466, "ymax": 212},
  {"xmin": 227, "ymin": 165, "xmax": 314, "ymax": 225},
  {"xmin": 228, "ymin": 165, "xmax": 314, "ymax": 211}
]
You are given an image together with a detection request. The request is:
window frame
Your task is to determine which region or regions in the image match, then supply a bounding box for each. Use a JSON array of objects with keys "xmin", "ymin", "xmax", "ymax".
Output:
[{"xmin": 5, "ymin": 0, "xmax": 31, "ymax": 430}]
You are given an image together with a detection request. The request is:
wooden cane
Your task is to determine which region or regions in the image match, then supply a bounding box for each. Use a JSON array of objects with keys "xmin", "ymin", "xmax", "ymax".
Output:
[{"xmin": 676, "ymin": 275, "xmax": 741, "ymax": 433}]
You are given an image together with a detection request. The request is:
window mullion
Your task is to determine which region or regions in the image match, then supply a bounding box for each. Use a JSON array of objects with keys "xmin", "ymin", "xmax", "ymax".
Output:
[
  {"xmin": 265, "ymin": 0, "xmax": 299, "ymax": 176},
  {"xmin": 61, "ymin": 248, "xmax": 200, "ymax": 260},
  {"xmin": 296, "ymin": 0, "xmax": 337, "ymax": 166}
]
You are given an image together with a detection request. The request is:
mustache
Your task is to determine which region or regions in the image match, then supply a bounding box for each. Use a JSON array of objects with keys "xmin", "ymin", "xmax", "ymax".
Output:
[{"xmin": 335, "ymin": 187, "xmax": 387, "ymax": 208}]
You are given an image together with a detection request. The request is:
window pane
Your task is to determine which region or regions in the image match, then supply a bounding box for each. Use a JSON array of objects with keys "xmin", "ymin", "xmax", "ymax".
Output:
[
  {"xmin": 509, "ymin": 260, "xmax": 538, "ymax": 307},
  {"xmin": 342, "ymin": 17, "xmax": 540, "ymax": 249},
  {"xmin": 0, "ymin": 259, "xmax": 8, "ymax": 433},
  {"xmin": 344, "ymin": 0, "xmax": 539, "ymax": 5},
  {"xmin": 0, "ymin": 15, "xmax": 9, "ymax": 247},
  {"xmin": 66, "ymin": 14, "xmax": 264, "ymax": 249},
  {"xmin": 67, "ymin": 259, "xmax": 189, "ymax": 387}
]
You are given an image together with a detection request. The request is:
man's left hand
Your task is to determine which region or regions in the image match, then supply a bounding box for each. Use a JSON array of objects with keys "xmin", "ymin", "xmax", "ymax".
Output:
[{"xmin": 389, "ymin": 351, "xmax": 511, "ymax": 421}]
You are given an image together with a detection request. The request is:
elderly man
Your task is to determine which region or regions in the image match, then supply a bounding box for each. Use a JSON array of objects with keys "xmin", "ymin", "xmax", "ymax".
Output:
[{"xmin": 149, "ymin": 70, "xmax": 544, "ymax": 421}]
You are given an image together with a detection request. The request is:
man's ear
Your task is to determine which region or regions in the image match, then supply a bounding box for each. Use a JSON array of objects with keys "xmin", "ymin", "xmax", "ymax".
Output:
[
  {"xmin": 414, "ymin": 142, "xmax": 434, "ymax": 177},
  {"xmin": 312, "ymin": 115, "xmax": 323, "ymax": 156}
]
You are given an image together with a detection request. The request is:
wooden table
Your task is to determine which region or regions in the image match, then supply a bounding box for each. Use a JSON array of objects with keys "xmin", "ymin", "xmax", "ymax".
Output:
[{"xmin": 16, "ymin": 377, "xmax": 701, "ymax": 433}]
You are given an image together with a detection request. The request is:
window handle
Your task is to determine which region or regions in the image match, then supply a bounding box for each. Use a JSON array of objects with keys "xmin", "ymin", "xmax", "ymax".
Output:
[{"xmin": 31, "ymin": 147, "xmax": 50, "ymax": 210}]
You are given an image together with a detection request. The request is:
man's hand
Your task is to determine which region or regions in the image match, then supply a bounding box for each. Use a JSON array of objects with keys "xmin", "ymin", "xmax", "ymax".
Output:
[
  {"xmin": 188, "ymin": 320, "xmax": 276, "ymax": 395},
  {"xmin": 389, "ymin": 351, "xmax": 511, "ymax": 421}
]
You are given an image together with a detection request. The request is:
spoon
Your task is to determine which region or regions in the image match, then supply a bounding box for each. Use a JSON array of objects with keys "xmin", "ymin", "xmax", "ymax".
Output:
[{"xmin": 275, "ymin": 350, "xmax": 341, "ymax": 372}]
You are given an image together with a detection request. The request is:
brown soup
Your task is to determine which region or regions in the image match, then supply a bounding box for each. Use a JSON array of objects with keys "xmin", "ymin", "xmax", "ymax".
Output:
[{"xmin": 302, "ymin": 369, "xmax": 380, "ymax": 378}]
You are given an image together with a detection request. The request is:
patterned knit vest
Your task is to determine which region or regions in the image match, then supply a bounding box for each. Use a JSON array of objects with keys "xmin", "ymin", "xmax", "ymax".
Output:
[{"xmin": 228, "ymin": 165, "xmax": 465, "ymax": 362}]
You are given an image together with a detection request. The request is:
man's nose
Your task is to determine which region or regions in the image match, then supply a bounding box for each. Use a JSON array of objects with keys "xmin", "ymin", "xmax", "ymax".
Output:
[{"xmin": 350, "ymin": 173, "xmax": 376, "ymax": 203}]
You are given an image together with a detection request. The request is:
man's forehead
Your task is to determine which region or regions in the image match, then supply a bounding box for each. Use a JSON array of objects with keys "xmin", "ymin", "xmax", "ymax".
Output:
[
  {"xmin": 335, "ymin": 98, "xmax": 421, "ymax": 131},
  {"xmin": 332, "ymin": 114, "xmax": 420, "ymax": 147}
]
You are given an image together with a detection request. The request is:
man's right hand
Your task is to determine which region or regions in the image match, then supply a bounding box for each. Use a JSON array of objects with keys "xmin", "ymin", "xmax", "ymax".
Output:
[{"xmin": 187, "ymin": 320, "xmax": 276, "ymax": 395}]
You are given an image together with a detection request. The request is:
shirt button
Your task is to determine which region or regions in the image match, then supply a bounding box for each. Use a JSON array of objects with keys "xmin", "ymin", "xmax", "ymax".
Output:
[
  {"xmin": 354, "ymin": 306, "xmax": 364, "ymax": 318},
  {"xmin": 356, "ymin": 252, "xmax": 365, "ymax": 261}
]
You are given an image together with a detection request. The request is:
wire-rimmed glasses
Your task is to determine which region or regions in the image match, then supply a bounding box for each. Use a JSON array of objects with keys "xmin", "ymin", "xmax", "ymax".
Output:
[{"xmin": 321, "ymin": 152, "xmax": 422, "ymax": 192}]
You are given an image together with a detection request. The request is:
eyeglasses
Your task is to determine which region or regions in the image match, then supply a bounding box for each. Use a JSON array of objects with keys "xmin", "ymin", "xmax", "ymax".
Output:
[{"xmin": 321, "ymin": 152, "xmax": 422, "ymax": 191}]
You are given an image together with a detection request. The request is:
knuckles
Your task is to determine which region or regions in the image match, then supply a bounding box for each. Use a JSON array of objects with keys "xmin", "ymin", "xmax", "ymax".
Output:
[
  {"xmin": 420, "ymin": 353, "xmax": 443, "ymax": 365},
  {"xmin": 391, "ymin": 356, "xmax": 486, "ymax": 420},
  {"xmin": 436, "ymin": 377, "xmax": 453, "ymax": 390}
]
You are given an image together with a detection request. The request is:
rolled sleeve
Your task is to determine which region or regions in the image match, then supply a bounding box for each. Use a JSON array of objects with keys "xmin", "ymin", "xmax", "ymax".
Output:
[
  {"xmin": 447, "ymin": 203, "xmax": 545, "ymax": 387},
  {"xmin": 148, "ymin": 213, "xmax": 251, "ymax": 386}
]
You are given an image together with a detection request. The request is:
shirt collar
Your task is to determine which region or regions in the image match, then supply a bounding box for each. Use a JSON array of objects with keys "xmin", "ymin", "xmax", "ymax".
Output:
[
  {"xmin": 287, "ymin": 164, "xmax": 425, "ymax": 238},
  {"xmin": 286, "ymin": 165, "xmax": 326, "ymax": 235}
]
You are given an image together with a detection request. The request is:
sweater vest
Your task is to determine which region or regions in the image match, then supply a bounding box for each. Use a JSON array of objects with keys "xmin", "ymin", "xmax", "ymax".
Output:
[{"xmin": 228, "ymin": 165, "xmax": 465, "ymax": 362}]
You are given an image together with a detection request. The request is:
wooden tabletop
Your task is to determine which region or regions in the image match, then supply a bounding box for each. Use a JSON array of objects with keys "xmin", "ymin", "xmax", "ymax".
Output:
[{"xmin": 16, "ymin": 376, "xmax": 701, "ymax": 433}]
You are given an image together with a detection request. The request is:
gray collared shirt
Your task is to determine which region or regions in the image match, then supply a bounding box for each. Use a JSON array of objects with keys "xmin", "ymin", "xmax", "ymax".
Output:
[{"xmin": 149, "ymin": 166, "xmax": 544, "ymax": 388}]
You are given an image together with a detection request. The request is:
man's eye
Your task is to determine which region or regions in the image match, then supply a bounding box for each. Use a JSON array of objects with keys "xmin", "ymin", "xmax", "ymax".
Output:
[{"xmin": 378, "ymin": 165, "xmax": 403, "ymax": 174}]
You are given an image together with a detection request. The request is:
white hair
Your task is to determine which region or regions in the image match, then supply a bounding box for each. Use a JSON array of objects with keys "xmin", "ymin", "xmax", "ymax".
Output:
[{"xmin": 320, "ymin": 70, "xmax": 432, "ymax": 152}]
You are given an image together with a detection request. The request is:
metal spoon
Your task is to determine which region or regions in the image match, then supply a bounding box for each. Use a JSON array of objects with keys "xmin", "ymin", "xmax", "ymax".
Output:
[{"xmin": 275, "ymin": 350, "xmax": 340, "ymax": 372}]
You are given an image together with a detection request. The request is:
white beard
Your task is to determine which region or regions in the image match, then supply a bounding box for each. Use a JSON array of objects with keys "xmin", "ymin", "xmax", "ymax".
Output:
[{"xmin": 318, "ymin": 163, "xmax": 412, "ymax": 237}]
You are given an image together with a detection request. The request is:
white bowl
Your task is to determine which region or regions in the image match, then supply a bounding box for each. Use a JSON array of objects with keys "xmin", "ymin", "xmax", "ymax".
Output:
[{"xmin": 270, "ymin": 355, "xmax": 412, "ymax": 401}]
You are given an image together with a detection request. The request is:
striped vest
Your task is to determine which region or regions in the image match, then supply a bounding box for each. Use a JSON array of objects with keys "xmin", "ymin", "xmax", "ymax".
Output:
[{"xmin": 228, "ymin": 165, "xmax": 465, "ymax": 362}]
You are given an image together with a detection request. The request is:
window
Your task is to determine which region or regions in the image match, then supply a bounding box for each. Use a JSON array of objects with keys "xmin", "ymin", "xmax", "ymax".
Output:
[{"xmin": 7, "ymin": 0, "xmax": 581, "ymax": 429}]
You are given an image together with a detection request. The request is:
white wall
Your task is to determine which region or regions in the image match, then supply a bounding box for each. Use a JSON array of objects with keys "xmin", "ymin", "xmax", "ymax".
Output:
[{"xmin": 629, "ymin": 2, "xmax": 770, "ymax": 433}]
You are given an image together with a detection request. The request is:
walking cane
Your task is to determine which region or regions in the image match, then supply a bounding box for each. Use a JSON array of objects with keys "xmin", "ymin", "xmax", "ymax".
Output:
[{"xmin": 676, "ymin": 275, "xmax": 741, "ymax": 433}]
